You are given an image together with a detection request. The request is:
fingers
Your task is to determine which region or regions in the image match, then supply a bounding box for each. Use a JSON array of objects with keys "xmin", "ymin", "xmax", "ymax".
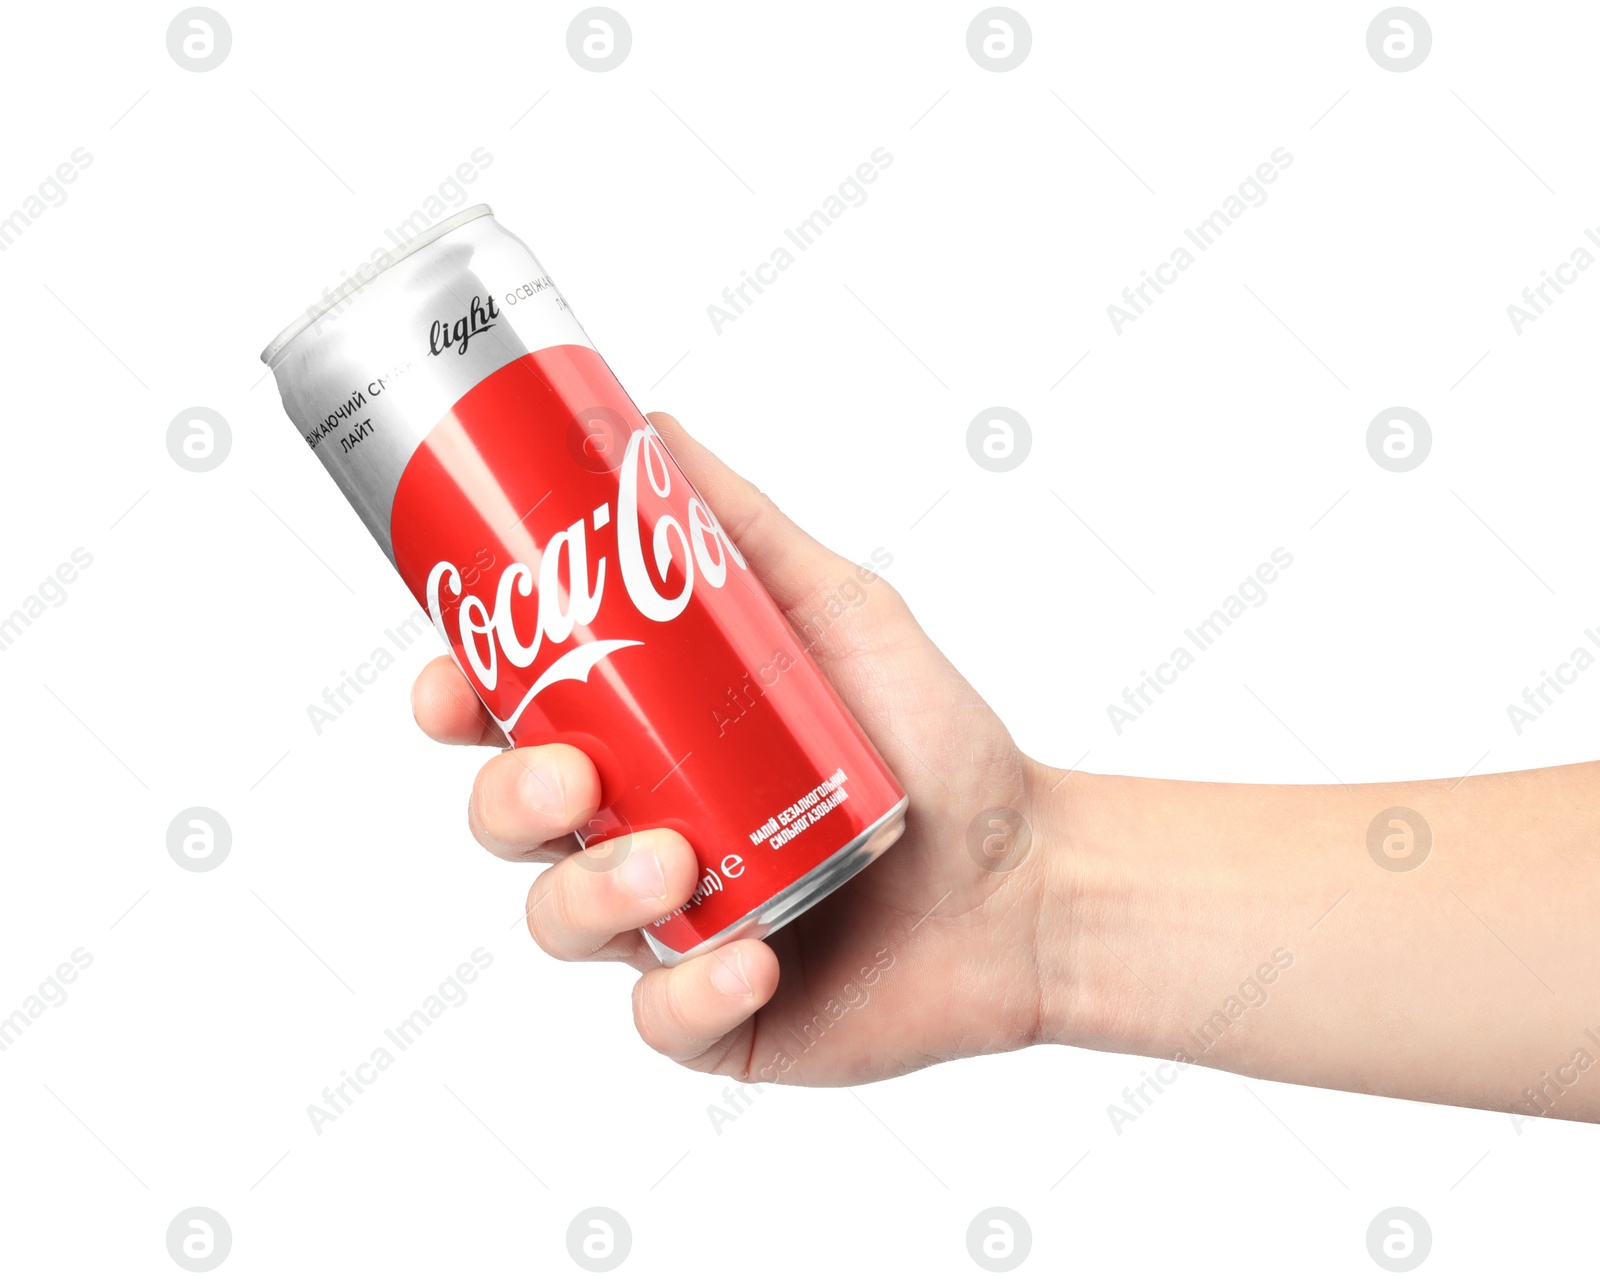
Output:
[
  {"xmin": 412, "ymin": 655, "xmax": 506, "ymax": 747},
  {"xmin": 647, "ymin": 411, "xmax": 851, "ymax": 616},
  {"xmin": 523, "ymin": 831, "xmax": 785, "ymax": 1074},
  {"xmin": 631, "ymin": 939, "xmax": 780, "ymax": 1066},
  {"xmin": 524, "ymin": 828, "xmax": 700, "ymax": 962},
  {"xmin": 468, "ymin": 743, "xmax": 601, "ymax": 861}
]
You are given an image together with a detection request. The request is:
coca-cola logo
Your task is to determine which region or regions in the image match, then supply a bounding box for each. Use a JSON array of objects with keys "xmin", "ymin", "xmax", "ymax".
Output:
[
  {"xmin": 429, "ymin": 294, "xmax": 500, "ymax": 356},
  {"xmin": 425, "ymin": 423, "xmax": 749, "ymax": 734}
]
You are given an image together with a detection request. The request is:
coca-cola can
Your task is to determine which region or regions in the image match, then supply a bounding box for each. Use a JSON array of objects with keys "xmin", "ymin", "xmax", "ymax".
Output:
[{"xmin": 261, "ymin": 205, "xmax": 908, "ymax": 964}]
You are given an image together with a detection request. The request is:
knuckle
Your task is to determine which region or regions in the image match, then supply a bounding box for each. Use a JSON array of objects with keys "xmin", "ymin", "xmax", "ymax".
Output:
[
  {"xmin": 631, "ymin": 971, "xmax": 684, "ymax": 1050},
  {"xmin": 694, "ymin": 1031, "xmax": 751, "ymax": 1079},
  {"xmin": 472, "ymin": 760, "xmax": 514, "ymax": 841},
  {"xmin": 526, "ymin": 867, "xmax": 585, "ymax": 961},
  {"xmin": 721, "ymin": 485, "xmax": 781, "ymax": 550},
  {"xmin": 629, "ymin": 975, "xmax": 660, "ymax": 1043},
  {"xmin": 862, "ymin": 572, "xmax": 906, "ymax": 618},
  {"xmin": 466, "ymin": 774, "xmax": 495, "ymax": 849}
]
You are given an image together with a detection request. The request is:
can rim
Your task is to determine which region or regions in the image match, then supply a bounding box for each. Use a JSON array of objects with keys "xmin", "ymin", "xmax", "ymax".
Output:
[{"xmin": 258, "ymin": 203, "xmax": 496, "ymax": 368}]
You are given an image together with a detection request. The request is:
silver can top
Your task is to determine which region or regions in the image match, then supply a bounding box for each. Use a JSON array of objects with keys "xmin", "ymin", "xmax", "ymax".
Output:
[
  {"xmin": 260, "ymin": 205, "xmax": 594, "ymax": 562},
  {"xmin": 260, "ymin": 204, "xmax": 500, "ymax": 368}
]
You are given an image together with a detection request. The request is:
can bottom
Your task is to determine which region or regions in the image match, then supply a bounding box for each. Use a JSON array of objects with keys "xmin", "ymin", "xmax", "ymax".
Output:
[{"xmin": 644, "ymin": 797, "xmax": 910, "ymax": 967}]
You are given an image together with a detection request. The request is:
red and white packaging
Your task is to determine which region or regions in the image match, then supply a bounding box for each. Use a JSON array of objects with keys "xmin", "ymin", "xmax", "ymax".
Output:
[{"xmin": 261, "ymin": 205, "xmax": 907, "ymax": 963}]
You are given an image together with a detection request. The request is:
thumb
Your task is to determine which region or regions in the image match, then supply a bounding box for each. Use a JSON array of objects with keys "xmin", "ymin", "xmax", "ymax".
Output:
[{"xmin": 646, "ymin": 410, "xmax": 849, "ymax": 614}]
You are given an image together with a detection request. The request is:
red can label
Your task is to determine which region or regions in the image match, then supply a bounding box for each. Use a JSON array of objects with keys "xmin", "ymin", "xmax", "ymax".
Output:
[{"xmin": 388, "ymin": 344, "xmax": 904, "ymax": 954}]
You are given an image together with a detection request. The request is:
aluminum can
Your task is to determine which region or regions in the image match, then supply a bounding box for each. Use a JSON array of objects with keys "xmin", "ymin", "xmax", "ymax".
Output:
[{"xmin": 261, "ymin": 205, "xmax": 907, "ymax": 963}]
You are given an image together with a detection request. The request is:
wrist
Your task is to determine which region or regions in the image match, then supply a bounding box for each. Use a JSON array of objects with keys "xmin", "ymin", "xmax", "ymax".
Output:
[
  {"xmin": 1031, "ymin": 766, "xmax": 1366, "ymax": 1086},
  {"xmin": 1027, "ymin": 760, "xmax": 1165, "ymax": 1056}
]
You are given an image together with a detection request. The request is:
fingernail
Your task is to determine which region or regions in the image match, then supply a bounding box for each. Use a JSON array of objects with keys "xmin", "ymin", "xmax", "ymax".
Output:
[
  {"xmin": 618, "ymin": 839, "xmax": 666, "ymax": 902},
  {"xmin": 518, "ymin": 758, "xmax": 567, "ymax": 819},
  {"xmin": 711, "ymin": 952, "xmax": 752, "ymax": 997}
]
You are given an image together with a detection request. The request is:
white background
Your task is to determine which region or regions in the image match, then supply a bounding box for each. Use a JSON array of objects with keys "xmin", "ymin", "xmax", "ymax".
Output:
[{"xmin": 1, "ymin": 0, "xmax": 1595, "ymax": 1274}]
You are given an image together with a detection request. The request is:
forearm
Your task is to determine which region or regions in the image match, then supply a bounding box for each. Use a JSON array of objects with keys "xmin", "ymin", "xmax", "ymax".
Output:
[{"xmin": 1038, "ymin": 760, "xmax": 1600, "ymax": 1121}]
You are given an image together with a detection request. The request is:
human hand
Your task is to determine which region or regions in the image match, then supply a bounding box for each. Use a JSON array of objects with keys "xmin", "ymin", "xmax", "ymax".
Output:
[{"xmin": 411, "ymin": 411, "xmax": 1067, "ymax": 1086}]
